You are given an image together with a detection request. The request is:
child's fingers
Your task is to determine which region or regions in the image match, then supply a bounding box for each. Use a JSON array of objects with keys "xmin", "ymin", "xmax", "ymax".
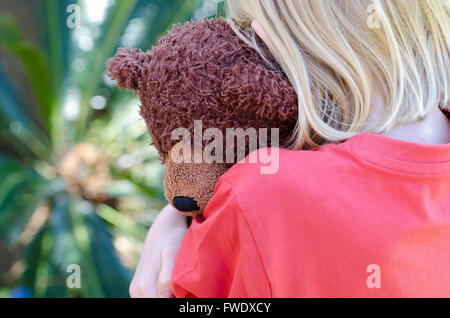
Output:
[
  {"xmin": 157, "ymin": 246, "xmax": 179, "ymax": 298},
  {"xmin": 130, "ymin": 205, "xmax": 187, "ymax": 298},
  {"xmin": 130, "ymin": 249, "xmax": 161, "ymax": 298}
]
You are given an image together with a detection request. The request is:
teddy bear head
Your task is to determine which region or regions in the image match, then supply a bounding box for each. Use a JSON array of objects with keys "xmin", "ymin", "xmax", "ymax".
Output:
[{"xmin": 106, "ymin": 18, "xmax": 298, "ymax": 216}]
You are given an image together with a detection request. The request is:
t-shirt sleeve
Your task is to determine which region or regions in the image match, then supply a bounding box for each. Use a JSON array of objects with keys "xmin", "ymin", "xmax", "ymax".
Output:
[{"xmin": 171, "ymin": 179, "xmax": 271, "ymax": 298}]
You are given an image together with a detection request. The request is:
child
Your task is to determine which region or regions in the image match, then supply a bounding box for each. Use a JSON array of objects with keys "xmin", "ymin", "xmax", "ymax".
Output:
[{"xmin": 130, "ymin": 0, "xmax": 449, "ymax": 297}]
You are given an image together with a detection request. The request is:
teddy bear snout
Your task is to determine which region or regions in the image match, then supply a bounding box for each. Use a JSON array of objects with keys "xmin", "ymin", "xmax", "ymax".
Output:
[{"xmin": 173, "ymin": 196, "xmax": 200, "ymax": 213}]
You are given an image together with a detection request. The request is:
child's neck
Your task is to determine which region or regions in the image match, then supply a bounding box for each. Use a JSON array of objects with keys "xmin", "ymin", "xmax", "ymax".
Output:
[
  {"xmin": 368, "ymin": 89, "xmax": 450, "ymax": 145},
  {"xmin": 385, "ymin": 106, "xmax": 450, "ymax": 145}
]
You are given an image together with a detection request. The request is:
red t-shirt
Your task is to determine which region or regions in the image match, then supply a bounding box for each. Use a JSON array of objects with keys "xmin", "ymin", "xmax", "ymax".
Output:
[{"xmin": 172, "ymin": 133, "xmax": 450, "ymax": 297}]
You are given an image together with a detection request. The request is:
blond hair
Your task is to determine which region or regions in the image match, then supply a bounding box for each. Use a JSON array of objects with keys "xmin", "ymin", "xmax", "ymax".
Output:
[{"xmin": 226, "ymin": 0, "xmax": 449, "ymax": 149}]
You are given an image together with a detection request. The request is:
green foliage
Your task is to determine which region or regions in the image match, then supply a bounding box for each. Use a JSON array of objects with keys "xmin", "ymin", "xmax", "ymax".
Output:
[
  {"xmin": 0, "ymin": 0, "xmax": 224, "ymax": 298},
  {"xmin": 0, "ymin": 14, "xmax": 54, "ymax": 131},
  {"xmin": 0, "ymin": 155, "xmax": 49, "ymax": 245}
]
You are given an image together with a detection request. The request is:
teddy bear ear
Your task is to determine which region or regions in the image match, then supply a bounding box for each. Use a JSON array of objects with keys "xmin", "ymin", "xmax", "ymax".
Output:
[{"xmin": 106, "ymin": 48, "xmax": 150, "ymax": 91}]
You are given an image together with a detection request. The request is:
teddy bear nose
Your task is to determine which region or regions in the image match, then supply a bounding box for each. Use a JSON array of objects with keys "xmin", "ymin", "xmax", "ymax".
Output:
[{"xmin": 173, "ymin": 196, "xmax": 200, "ymax": 212}]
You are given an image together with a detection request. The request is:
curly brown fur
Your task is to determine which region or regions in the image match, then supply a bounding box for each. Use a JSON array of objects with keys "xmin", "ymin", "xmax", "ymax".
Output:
[
  {"xmin": 106, "ymin": 48, "xmax": 151, "ymax": 91},
  {"xmin": 107, "ymin": 18, "xmax": 298, "ymax": 161}
]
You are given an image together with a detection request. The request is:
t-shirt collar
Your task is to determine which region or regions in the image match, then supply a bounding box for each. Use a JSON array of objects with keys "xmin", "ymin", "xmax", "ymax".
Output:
[{"xmin": 346, "ymin": 133, "xmax": 450, "ymax": 175}]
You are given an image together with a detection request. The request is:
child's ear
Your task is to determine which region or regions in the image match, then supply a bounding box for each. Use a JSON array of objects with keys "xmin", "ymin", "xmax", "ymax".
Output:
[
  {"xmin": 251, "ymin": 20, "xmax": 276, "ymax": 56},
  {"xmin": 106, "ymin": 48, "xmax": 150, "ymax": 91}
]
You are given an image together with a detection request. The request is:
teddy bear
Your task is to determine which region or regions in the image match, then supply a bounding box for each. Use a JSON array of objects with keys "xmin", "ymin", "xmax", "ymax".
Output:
[{"xmin": 106, "ymin": 18, "xmax": 298, "ymax": 217}]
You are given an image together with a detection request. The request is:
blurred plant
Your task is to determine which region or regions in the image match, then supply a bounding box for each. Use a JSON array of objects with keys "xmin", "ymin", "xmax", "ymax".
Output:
[{"xmin": 0, "ymin": 0, "xmax": 223, "ymax": 298}]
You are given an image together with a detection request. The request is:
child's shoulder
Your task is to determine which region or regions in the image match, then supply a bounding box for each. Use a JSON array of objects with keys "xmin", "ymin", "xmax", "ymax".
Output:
[
  {"xmin": 220, "ymin": 144, "xmax": 346, "ymax": 189},
  {"xmin": 210, "ymin": 144, "xmax": 348, "ymax": 217}
]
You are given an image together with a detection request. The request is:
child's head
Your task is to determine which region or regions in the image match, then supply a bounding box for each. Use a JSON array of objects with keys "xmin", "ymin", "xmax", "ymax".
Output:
[{"xmin": 226, "ymin": 0, "xmax": 449, "ymax": 149}]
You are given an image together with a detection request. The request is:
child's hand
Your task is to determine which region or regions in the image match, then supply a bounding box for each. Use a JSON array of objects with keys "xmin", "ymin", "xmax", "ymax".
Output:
[{"xmin": 129, "ymin": 205, "xmax": 188, "ymax": 298}]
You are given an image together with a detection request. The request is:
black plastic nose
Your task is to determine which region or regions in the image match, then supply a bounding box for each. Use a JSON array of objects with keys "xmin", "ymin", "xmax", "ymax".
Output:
[{"xmin": 173, "ymin": 196, "xmax": 200, "ymax": 212}]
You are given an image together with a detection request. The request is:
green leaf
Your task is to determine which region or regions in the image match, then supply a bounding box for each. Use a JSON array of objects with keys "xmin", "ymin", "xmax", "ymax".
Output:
[
  {"xmin": 44, "ymin": 262, "xmax": 70, "ymax": 298},
  {"xmin": 48, "ymin": 195, "xmax": 83, "ymax": 297},
  {"xmin": 0, "ymin": 14, "xmax": 55, "ymax": 133},
  {"xmin": 76, "ymin": 0, "xmax": 139, "ymax": 139},
  {"xmin": 41, "ymin": 0, "xmax": 72, "ymax": 144},
  {"xmin": 42, "ymin": 0, "xmax": 72, "ymax": 96},
  {"xmin": 66, "ymin": 199, "xmax": 106, "ymax": 298},
  {"xmin": 21, "ymin": 224, "xmax": 69, "ymax": 298},
  {"xmin": 0, "ymin": 71, "xmax": 51, "ymax": 161},
  {"xmin": 97, "ymin": 204, "xmax": 148, "ymax": 241},
  {"xmin": 48, "ymin": 197, "xmax": 132, "ymax": 298},
  {"xmin": 0, "ymin": 155, "xmax": 49, "ymax": 245},
  {"xmin": 136, "ymin": 0, "xmax": 201, "ymax": 49},
  {"xmin": 82, "ymin": 209, "xmax": 132, "ymax": 298},
  {"xmin": 22, "ymin": 225, "xmax": 47, "ymax": 295},
  {"xmin": 31, "ymin": 226, "xmax": 53, "ymax": 298}
]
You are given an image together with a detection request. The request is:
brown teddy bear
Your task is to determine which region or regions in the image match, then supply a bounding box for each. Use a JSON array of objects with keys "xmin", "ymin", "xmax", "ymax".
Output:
[{"xmin": 106, "ymin": 18, "xmax": 298, "ymax": 217}]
